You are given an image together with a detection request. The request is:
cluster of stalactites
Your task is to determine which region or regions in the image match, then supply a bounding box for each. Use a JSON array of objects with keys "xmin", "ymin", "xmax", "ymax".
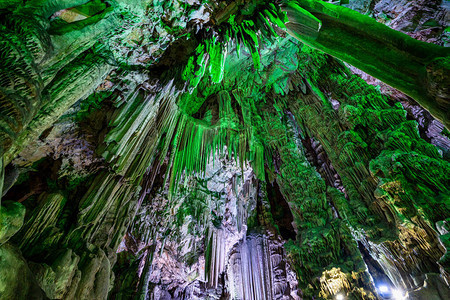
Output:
[
  {"xmin": 182, "ymin": 2, "xmax": 289, "ymax": 88},
  {"xmin": 166, "ymin": 91, "xmax": 264, "ymax": 194}
]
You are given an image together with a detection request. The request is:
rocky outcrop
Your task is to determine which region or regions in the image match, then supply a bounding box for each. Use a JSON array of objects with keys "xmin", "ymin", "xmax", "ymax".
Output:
[
  {"xmin": 29, "ymin": 249, "xmax": 80, "ymax": 299},
  {"xmin": 0, "ymin": 243, "xmax": 45, "ymax": 299},
  {"xmin": 0, "ymin": 201, "xmax": 25, "ymax": 244}
]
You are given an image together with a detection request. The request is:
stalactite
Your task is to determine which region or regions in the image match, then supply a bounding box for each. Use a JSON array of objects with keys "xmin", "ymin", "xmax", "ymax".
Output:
[
  {"xmin": 16, "ymin": 193, "xmax": 67, "ymax": 256},
  {"xmin": 206, "ymin": 228, "xmax": 226, "ymax": 288},
  {"xmin": 136, "ymin": 245, "xmax": 156, "ymax": 300},
  {"xmin": 103, "ymin": 79, "xmax": 179, "ymax": 179}
]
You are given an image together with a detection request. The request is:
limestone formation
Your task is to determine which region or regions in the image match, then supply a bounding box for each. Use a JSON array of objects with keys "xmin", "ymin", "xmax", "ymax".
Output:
[{"xmin": 0, "ymin": 0, "xmax": 449, "ymax": 299}]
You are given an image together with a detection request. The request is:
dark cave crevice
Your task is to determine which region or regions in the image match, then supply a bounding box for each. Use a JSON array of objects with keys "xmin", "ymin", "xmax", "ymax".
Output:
[
  {"xmin": 266, "ymin": 180, "xmax": 296, "ymax": 241},
  {"xmin": 3, "ymin": 157, "xmax": 62, "ymax": 205},
  {"xmin": 286, "ymin": 111, "xmax": 346, "ymax": 194}
]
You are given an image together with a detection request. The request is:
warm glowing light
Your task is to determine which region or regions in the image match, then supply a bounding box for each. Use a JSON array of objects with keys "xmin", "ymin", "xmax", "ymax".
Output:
[
  {"xmin": 378, "ymin": 285, "xmax": 389, "ymax": 293},
  {"xmin": 335, "ymin": 294, "xmax": 344, "ymax": 300},
  {"xmin": 392, "ymin": 289, "xmax": 405, "ymax": 300}
]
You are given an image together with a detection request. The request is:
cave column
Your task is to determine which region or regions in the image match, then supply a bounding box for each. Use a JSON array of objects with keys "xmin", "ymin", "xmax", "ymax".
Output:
[{"xmin": 257, "ymin": 110, "xmax": 374, "ymax": 298}]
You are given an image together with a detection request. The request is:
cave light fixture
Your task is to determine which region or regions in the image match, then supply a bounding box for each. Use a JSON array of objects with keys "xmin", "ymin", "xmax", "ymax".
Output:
[
  {"xmin": 377, "ymin": 284, "xmax": 406, "ymax": 300},
  {"xmin": 391, "ymin": 288, "xmax": 406, "ymax": 300},
  {"xmin": 378, "ymin": 285, "xmax": 389, "ymax": 293},
  {"xmin": 335, "ymin": 293, "xmax": 345, "ymax": 300}
]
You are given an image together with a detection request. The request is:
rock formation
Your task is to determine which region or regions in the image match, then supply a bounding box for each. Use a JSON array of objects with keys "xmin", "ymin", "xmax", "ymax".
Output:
[{"xmin": 0, "ymin": 0, "xmax": 449, "ymax": 299}]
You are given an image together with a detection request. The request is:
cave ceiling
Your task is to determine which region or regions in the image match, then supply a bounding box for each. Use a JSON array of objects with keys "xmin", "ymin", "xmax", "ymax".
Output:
[{"xmin": 0, "ymin": 0, "xmax": 449, "ymax": 299}]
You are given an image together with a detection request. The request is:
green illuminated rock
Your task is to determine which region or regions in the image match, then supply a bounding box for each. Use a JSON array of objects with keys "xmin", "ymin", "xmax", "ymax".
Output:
[
  {"xmin": 0, "ymin": 0, "xmax": 449, "ymax": 299},
  {"xmin": 0, "ymin": 201, "xmax": 25, "ymax": 245},
  {"xmin": 284, "ymin": 0, "xmax": 450, "ymax": 128}
]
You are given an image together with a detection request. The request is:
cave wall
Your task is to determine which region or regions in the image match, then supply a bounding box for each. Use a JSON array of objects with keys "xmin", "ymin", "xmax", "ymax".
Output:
[{"xmin": 0, "ymin": 0, "xmax": 449, "ymax": 299}]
